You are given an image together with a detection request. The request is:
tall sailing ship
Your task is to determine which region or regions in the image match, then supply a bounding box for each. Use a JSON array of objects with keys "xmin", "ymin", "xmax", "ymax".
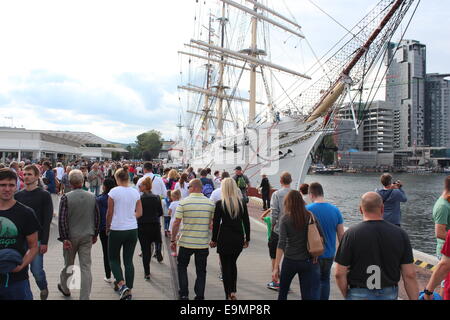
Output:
[{"xmin": 175, "ymin": 0, "xmax": 419, "ymax": 188}]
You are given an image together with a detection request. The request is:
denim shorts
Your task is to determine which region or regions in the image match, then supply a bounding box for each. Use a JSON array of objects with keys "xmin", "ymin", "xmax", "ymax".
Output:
[{"xmin": 347, "ymin": 286, "xmax": 398, "ymax": 300}]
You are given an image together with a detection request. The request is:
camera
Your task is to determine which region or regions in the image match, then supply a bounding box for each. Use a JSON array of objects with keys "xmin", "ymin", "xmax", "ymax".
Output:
[{"xmin": 393, "ymin": 180, "xmax": 402, "ymax": 188}]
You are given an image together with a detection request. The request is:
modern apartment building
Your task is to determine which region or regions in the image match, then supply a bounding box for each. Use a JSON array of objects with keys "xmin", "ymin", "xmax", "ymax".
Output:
[
  {"xmin": 336, "ymin": 101, "xmax": 393, "ymax": 153},
  {"xmin": 425, "ymin": 73, "xmax": 450, "ymax": 148},
  {"xmin": 386, "ymin": 40, "xmax": 427, "ymax": 150}
]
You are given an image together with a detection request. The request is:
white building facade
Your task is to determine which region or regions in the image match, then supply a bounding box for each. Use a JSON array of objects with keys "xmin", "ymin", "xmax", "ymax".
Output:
[{"xmin": 0, "ymin": 127, "xmax": 127, "ymax": 163}]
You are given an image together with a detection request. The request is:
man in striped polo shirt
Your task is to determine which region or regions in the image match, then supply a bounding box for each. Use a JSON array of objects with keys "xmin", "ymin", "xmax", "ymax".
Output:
[{"xmin": 171, "ymin": 178, "xmax": 215, "ymax": 300}]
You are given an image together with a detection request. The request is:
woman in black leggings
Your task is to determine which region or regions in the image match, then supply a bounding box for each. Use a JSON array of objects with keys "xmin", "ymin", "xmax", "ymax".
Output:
[
  {"xmin": 138, "ymin": 176, "xmax": 163, "ymax": 279},
  {"xmin": 210, "ymin": 178, "xmax": 250, "ymax": 300},
  {"xmin": 96, "ymin": 178, "xmax": 116, "ymax": 282}
]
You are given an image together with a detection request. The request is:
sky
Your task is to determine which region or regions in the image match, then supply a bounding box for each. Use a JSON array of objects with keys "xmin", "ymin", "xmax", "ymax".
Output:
[{"xmin": 0, "ymin": 0, "xmax": 447, "ymax": 144}]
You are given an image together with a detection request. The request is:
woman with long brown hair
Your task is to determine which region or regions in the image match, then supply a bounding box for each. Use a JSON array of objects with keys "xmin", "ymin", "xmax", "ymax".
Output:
[
  {"xmin": 174, "ymin": 173, "xmax": 189, "ymax": 199},
  {"xmin": 272, "ymin": 190, "xmax": 322, "ymax": 300}
]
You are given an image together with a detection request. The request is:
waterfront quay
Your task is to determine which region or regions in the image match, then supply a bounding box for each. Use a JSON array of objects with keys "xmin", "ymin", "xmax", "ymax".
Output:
[{"xmin": 30, "ymin": 199, "xmax": 434, "ymax": 300}]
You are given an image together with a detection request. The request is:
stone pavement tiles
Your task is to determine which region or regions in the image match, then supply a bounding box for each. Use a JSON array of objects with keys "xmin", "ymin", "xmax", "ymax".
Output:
[{"xmin": 30, "ymin": 216, "xmax": 343, "ymax": 300}]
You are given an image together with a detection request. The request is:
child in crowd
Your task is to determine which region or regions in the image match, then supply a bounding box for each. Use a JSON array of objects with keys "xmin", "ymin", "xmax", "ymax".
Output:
[
  {"xmin": 133, "ymin": 176, "xmax": 140, "ymax": 191},
  {"xmin": 260, "ymin": 208, "xmax": 279, "ymax": 291},
  {"xmin": 162, "ymin": 190, "xmax": 172, "ymax": 237},
  {"xmin": 168, "ymin": 189, "xmax": 181, "ymax": 256}
]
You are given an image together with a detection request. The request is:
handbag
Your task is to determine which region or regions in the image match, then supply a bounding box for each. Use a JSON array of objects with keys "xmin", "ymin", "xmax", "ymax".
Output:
[{"xmin": 307, "ymin": 213, "xmax": 325, "ymax": 257}]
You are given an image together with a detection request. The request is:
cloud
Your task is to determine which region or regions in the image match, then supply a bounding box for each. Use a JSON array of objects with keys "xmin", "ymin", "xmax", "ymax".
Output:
[
  {"xmin": 1, "ymin": 70, "xmax": 181, "ymax": 142},
  {"xmin": 0, "ymin": 0, "xmax": 448, "ymax": 145}
]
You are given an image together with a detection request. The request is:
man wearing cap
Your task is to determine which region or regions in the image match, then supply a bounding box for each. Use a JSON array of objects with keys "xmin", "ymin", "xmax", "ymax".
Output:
[{"xmin": 233, "ymin": 166, "xmax": 250, "ymax": 203}]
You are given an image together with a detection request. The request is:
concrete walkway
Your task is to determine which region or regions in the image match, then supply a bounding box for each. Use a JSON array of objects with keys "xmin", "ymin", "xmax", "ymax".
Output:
[
  {"xmin": 30, "ymin": 203, "xmax": 343, "ymax": 300},
  {"xmin": 31, "ymin": 196, "xmax": 430, "ymax": 300}
]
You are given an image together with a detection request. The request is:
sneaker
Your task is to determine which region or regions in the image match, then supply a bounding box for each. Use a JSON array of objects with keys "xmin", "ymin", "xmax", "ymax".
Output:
[
  {"xmin": 104, "ymin": 277, "xmax": 113, "ymax": 283},
  {"xmin": 57, "ymin": 283, "xmax": 71, "ymax": 297},
  {"xmin": 144, "ymin": 275, "xmax": 150, "ymax": 281},
  {"xmin": 266, "ymin": 281, "xmax": 280, "ymax": 291},
  {"xmin": 119, "ymin": 285, "xmax": 131, "ymax": 300},
  {"xmin": 179, "ymin": 295, "xmax": 189, "ymax": 300},
  {"xmin": 156, "ymin": 252, "xmax": 163, "ymax": 263},
  {"xmin": 40, "ymin": 288, "xmax": 49, "ymax": 300},
  {"xmin": 113, "ymin": 281, "xmax": 120, "ymax": 292}
]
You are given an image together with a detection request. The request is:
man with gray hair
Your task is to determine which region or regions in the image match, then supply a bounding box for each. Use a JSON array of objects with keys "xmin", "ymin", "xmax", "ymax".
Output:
[
  {"xmin": 334, "ymin": 192, "xmax": 418, "ymax": 300},
  {"xmin": 57, "ymin": 169, "xmax": 100, "ymax": 300}
]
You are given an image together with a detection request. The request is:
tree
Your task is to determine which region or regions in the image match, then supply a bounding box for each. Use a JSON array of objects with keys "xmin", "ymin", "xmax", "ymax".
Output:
[
  {"xmin": 125, "ymin": 144, "xmax": 140, "ymax": 160},
  {"xmin": 135, "ymin": 130, "xmax": 163, "ymax": 160}
]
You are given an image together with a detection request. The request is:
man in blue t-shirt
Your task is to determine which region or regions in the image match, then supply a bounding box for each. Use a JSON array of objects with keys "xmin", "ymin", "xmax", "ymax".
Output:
[{"xmin": 306, "ymin": 182, "xmax": 344, "ymax": 300}]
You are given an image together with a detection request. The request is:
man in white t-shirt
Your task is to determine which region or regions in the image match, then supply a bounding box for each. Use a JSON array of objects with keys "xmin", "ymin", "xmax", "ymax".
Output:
[
  {"xmin": 213, "ymin": 171, "xmax": 221, "ymax": 189},
  {"xmin": 135, "ymin": 165, "xmax": 143, "ymax": 178},
  {"xmin": 56, "ymin": 163, "xmax": 65, "ymax": 181},
  {"xmin": 209, "ymin": 171, "xmax": 231, "ymax": 203},
  {"xmin": 136, "ymin": 162, "xmax": 167, "ymax": 198}
]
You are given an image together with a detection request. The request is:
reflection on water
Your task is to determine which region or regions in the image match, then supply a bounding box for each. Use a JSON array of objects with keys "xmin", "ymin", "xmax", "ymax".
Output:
[{"xmin": 303, "ymin": 173, "xmax": 448, "ymax": 255}]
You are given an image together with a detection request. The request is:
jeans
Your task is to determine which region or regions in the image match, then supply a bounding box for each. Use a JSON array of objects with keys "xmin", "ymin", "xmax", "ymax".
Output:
[
  {"xmin": 108, "ymin": 229, "xmax": 138, "ymax": 289},
  {"xmin": 59, "ymin": 236, "xmax": 93, "ymax": 300},
  {"xmin": 318, "ymin": 257, "xmax": 334, "ymax": 300},
  {"xmin": 278, "ymin": 257, "xmax": 320, "ymax": 300},
  {"xmin": 177, "ymin": 247, "xmax": 209, "ymax": 299},
  {"xmin": 90, "ymin": 185, "xmax": 100, "ymax": 197},
  {"xmin": 346, "ymin": 286, "xmax": 399, "ymax": 300},
  {"xmin": 164, "ymin": 217, "xmax": 171, "ymax": 231},
  {"xmin": 219, "ymin": 252, "xmax": 241, "ymax": 299},
  {"xmin": 30, "ymin": 245, "xmax": 48, "ymax": 291},
  {"xmin": 0, "ymin": 279, "xmax": 33, "ymax": 300},
  {"xmin": 99, "ymin": 231, "xmax": 111, "ymax": 279}
]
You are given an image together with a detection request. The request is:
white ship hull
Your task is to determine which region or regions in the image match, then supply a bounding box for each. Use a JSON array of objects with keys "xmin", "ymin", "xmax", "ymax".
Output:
[{"xmin": 185, "ymin": 116, "xmax": 327, "ymax": 189}]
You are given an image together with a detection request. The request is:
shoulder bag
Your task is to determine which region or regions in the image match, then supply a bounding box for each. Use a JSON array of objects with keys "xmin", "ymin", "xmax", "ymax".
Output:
[{"xmin": 307, "ymin": 213, "xmax": 325, "ymax": 257}]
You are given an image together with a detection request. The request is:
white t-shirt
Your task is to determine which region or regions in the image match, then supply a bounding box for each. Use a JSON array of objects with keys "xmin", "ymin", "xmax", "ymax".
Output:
[
  {"xmin": 174, "ymin": 181, "xmax": 190, "ymax": 199},
  {"xmin": 169, "ymin": 200, "xmax": 180, "ymax": 232},
  {"xmin": 136, "ymin": 173, "xmax": 167, "ymax": 198},
  {"xmin": 108, "ymin": 186, "xmax": 140, "ymax": 231},
  {"xmin": 210, "ymin": 188, "xmax": 222, "ymax": 203},
  {"xmin": 213, "ymin": 177, "xmax": 221, "ymax": 189},
  {"xmin": 56, "ymin": 167, "xmax": 64, "ymax": 180}
]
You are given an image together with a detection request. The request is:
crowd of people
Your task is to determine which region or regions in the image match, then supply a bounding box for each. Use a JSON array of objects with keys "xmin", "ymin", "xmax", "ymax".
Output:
[{"xmin": 0, "ymin": 157, "xmax": 449, "ymax": 301}]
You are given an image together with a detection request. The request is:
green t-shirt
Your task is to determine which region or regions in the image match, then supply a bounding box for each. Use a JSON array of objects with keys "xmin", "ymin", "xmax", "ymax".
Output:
[
  {"xmin": 432, "ymin": 197, "xmax": 450, "ymax": 256},
  {"xmin": 263, "ymin": 216, "xmax": 272, "ymax": 241}
]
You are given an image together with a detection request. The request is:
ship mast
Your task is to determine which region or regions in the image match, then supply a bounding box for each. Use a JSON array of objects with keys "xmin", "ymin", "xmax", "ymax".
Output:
[
  {"xmin": 215, "ymin": 2, "xmax": 227, "ymax": 135},
  {"xmin": 249, "ymin": 4, "xmax": 258, "ymax": 124},
  {"xmin": 201, "ymin": 15, "xmax": 214, "ymax": 145},
  {"xmin": 179, "ymin": 0, "xmax": 311, "ymax": 137}
]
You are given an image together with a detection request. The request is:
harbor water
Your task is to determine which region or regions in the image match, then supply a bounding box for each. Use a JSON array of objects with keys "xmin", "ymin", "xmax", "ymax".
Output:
[{"xmin": 303, "ymin": 173, "xmax": 449, "ymax": 256}]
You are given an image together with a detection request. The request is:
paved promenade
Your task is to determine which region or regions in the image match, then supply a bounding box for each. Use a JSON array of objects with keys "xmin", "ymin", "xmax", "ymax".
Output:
[
  {"xmin": 29, "ymin": 199, "xmax": 431, "ymax": 300},
  {"xmin": 30, "ymin": 202, "xmax": 343, "ymax": 300}
]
